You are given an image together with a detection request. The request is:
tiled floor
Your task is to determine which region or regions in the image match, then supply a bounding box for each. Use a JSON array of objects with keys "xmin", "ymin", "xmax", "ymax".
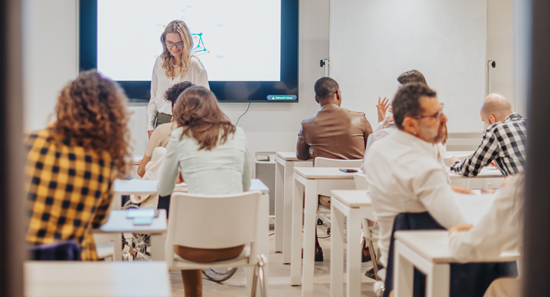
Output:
[{"xmin": 169, "ymin": 224, "xmax": 378, "ymax": 296}]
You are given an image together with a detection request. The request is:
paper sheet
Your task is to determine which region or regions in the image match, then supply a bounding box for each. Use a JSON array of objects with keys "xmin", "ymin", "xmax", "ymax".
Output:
[{"xmin": 452, "ymin": 192, "xmax": 495, "ymax": 224}]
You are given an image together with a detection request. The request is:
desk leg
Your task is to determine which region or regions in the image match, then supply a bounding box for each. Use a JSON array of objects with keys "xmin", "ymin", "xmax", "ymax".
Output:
[
  {"xmin": 275, "ymin": 160, "xmax": 284, "ymax": 253},
  {"xmin": 394, "ymin": 241, "xmax": 414, "ymax": 297},
  {"xmin": 290, "ymin": 177, "xmax": 304, "ymax": 285},
  {"xmin": 346, "ymin": 208, "xmax": 362, "ymax": 297},
  {"xmin": 259, "ymin": 193, "xmax": 270, "ymax": 290},
  {"xmin": 150, "ymin": 232, "xmax": 166, "ymax": 261},
  {"xmin": 301, "ymin": 180, "xmax": 317, "ymax": 297},
  {"xmin": 330, "ymin": 205, "xmax": 345, "ymax": 297},
  {"xmin": 427, "ymin": 264, "xmax": 450, "ymax": 297},
  {"xmin": 283, "ymin": 162, "xmax": 295, "ymax": 264},
  {"xmin": 112, "ymin": 193, "xmax": 123, "ymax": 261}
]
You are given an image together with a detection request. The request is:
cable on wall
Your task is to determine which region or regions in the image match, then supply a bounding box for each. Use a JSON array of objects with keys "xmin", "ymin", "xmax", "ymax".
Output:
[{"xmin": 235, "ymin": 102, "xmax": 251, "ymax": 126}]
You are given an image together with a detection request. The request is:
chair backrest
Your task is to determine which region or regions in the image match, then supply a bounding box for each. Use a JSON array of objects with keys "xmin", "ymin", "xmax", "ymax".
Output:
[
  {"xmin": 166, "ymin": 191, "xmax": 262, "ymax": 251},
  {"xmin": 354, "ymin": 173, "xmax": 368, "ymax": 190},
  {"xmin": 314, "ymin": 157, "xmax": 363, "ymax": 168}
]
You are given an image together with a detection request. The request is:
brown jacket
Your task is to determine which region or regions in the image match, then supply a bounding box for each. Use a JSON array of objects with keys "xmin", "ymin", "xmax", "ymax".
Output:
[{"xmin": 296, "ymin": 104, "xmax": 373, "ymax": 161}]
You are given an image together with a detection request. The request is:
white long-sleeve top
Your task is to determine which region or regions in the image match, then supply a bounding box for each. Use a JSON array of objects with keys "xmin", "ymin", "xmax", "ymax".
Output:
[
  {"xmin": 157, "ymin": 127, "xmax": 251, "ymax": 196},
  {"xmin": 147, "ymin": 56, "xmax": 210, "ymax": 130},
  {"xmin": 449, "ymin": 174, "xmax": 523, "ymax": 262},
  {"xmin": 364, "ymin": 129, "xmax": 467, "ymax": 265}
]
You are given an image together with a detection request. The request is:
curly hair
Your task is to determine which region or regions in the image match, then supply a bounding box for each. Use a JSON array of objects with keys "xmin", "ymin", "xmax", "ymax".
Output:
[
  {"xmin": 160, "ymin": 20, "xmax": 193, "ymax": 79},
  {"xmin": 173, "ymin": 86, "xmax": 236, "ymax": 151},
  {"xmin": 164, "ymin": 81, "xmax": 194, "ymax": 109},
  {"xmin": 49, "ymin": 70, "xmax": 132, "ymax": 176}
]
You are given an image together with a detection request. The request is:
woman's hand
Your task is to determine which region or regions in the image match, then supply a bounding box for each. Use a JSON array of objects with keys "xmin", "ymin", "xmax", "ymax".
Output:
[
  {"xmin": 448, "ymin": 224, "xmax": 474, "ymax": 234},
  {"xmin": 148, "ymin": 130, "xmax": 154, "ymax": 139},
  {"xmin": 376, "ymin": 97, "xmax": 390, "ymax": 123}
]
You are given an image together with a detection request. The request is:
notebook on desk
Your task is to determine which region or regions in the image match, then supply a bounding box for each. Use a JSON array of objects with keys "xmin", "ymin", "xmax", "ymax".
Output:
[{"xmin": 452, "ymin": 192, "xmax": 495, "ymax": 225}]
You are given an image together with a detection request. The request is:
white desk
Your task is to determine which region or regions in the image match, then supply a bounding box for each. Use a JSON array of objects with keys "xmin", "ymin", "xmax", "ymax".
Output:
[
  {"xmin": 330, "ymin": 190, "xmax": 372, "ymax": 297},
  {"xmin": 443, "ymin": 151, "xmax": 473, "ymax": 166},
  {"xmin": 25, "ymin": 261, "xmax": 171, "ymax": 297},
  {"xmin": 275, "ymin": 152, "xmax": 312, "ymax": 260},
  {"xmin": 448, "ymin": 167, "xmax": 504, "ymax": 189},
  {"xmin": 290, "ymin": 167, "xmax": 358, "ymax": 297},
  {"xmin": 98, "ymin": 209, "xmax": 167, "ymax": 261},
  {"xmin": 394, "ymin": 231, "xmax": 519, "ymax": 297}
]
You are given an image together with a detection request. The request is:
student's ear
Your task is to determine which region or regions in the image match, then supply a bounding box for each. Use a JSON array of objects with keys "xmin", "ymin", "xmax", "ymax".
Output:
[
  {"xmin": 315, "ymin": 96, "xmax": 320, "ymax": 104},
  {"xmin": 402, "ymin": 117, "xmax": 418, "ymax": 136},
  {"xmin": 489, "ymin": 115, "xmax": 497, "ymax": 125}
]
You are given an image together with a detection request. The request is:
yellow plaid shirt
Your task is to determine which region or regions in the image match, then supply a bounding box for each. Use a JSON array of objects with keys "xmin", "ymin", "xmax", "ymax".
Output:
[{"xmin": 25, "ymin": 129, "xmax": 115, "ymax": 261}]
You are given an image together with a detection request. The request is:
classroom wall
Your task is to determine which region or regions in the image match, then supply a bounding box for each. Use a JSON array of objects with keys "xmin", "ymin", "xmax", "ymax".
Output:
[{"xmin": 22, "ymin": 0, "xmax": 328, "ymax": 163}]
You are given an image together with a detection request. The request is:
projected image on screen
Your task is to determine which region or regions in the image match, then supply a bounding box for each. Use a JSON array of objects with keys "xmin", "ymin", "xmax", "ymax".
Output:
[{"xmin": 97, "ymin": 0, "xmax": 281, "ymax": 82}]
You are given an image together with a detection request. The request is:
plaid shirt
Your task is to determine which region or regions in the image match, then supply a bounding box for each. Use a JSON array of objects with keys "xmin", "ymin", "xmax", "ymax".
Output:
[
  {"xmin": 25, "ymin": 129, "xmax": 115, "ymax": 261},
  {"xmin": 450, "ymin": 113, "xmax": 527, "ymax": 177}
]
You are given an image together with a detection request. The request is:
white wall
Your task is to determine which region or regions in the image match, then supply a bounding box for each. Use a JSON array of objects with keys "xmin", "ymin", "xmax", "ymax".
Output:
[
  {"xmin": 487, "ymin": 0, "xmax": 515, "ymax": 107},
  {"xmin": 23, "ymin": 0, "xmax": 328, "ymax": 163},
  {"xmin": 329, "ymin": 0, "xmax": 488, "ymax": 134},
  {"xmin": 23, "ymin": 0, "xmax": 78, "ymax": 131}
]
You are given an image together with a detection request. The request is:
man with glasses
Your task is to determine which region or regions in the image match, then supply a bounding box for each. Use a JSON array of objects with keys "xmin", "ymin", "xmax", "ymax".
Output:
[
  {"xmin": 449, "ymin": 93, "xmax": 527, "ymax": 177},
  {"xmin": 363, "ymin": 83, "xmax": 469, "ymax": 267}
]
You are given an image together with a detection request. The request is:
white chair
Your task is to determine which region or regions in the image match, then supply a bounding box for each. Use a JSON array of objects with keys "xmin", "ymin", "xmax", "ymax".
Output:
[
  {"xmin": 314, "ymin": 157, "xmax": 363, "ymax": 226},
  {"xmin": 165, "ymin": 191, "xmax": 267, "ymax": 297},
  {"xmin": 354, "ymin": 173, "xmax": 381, "ymax": 281}
]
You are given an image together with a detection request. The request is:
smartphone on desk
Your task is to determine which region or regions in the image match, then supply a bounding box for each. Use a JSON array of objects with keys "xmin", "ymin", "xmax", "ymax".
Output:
[{"xmin": 339, "ymin": 168, "xmax": 358, "ymax": 173}]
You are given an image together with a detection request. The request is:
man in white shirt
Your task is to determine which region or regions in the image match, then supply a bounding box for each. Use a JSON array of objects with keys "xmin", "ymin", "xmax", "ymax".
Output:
[
  {"xmin": 448, "ymin": 174, "xmax": 524, "ymax": 297},
  {"xmin": 364, "ymin": 82, "xmax": 468, "ymax": 266}
]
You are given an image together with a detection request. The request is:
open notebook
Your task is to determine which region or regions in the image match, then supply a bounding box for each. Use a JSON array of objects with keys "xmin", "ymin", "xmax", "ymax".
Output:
[{"xmin": 452, "ymin": 192, "xmax": 495, "ymax": 225}]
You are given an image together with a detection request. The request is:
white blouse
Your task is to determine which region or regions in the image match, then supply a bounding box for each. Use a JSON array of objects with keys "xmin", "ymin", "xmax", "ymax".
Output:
[
  {"xmin": 157, "ymin": 127, "xmax": 251, "ymax": 196},
  {"xmin": 147, "ymin": 55, "xmax": 210, "ymax": 130}
]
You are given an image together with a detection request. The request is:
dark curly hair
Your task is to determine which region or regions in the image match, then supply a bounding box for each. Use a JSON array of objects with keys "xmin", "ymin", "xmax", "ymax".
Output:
[
  {"xmin": 165, "ymin": 81, "xmax": 194, "ymax": 109},
  {"xmin": 392, "ymin": 82, "xmax": 437, "ymax": 130},
  {"xmin": 49, "ymin": 70, "xmax": 132, "ymax": 176},
  {"xmin": 173, "ymin": 86, "xmax": 236, "ymax": 151}
]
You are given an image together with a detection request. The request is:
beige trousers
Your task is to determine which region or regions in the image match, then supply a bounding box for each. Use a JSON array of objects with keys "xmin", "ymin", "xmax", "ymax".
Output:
[{"xmin": 175, "ymin": 245, "xmax": 245, "ymax": 297}]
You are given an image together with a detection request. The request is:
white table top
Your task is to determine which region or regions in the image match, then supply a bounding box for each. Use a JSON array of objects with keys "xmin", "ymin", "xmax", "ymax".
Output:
[
  {"xmin": 448, "ymin": 167, "xmax": 503, "ymax": 179},
  {"xmin": 294, "ymin": 167, "xmax": 360, "ymax": 179},
  {"xmin": 276, "ymin": 151, "xmax": 312, "ymax": 162},
  {"xmin": 330, "ymin": 190, "xmax": 371, "ymax": 208},
  {"xmin": 444, "ymin": 151, "xmax": 473, "ymax": 158},
  {"xmin": 114, "ymin": 179, "xmax": 159, "ymax": 194},
  {"xmin": 99, "ymin": 209, "xmax": 167, "ymax": 233},
  {"xmin": 115, "ymin": 178, "xmax": 269, "ymax": 195},
  {"xmin": 395, "ymin": 231, "xmax": 519, "ymax": 264},
  {"xmin": 25, "ymin": 261, "xmax": 171, "ymax": 297}
]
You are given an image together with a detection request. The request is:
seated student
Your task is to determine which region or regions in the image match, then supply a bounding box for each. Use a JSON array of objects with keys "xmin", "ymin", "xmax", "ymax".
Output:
[
  {"xmin": 450, "ymin": 93, "xmax": 527, "ymax": 177},
  {"xmin": 296, "ymin": 76, "xmax": 374, "ymax": 261},
  {"xmin": 448, "ymin": 174, "xmax": 524, "ymax": 297},
  {"xmin": 364, "ymin": 83, "xmax": 468, "ymax": 267},
  {"xmin": 25, "ymin": 70, "xmax": 131, "ymax": 260},
  {"xmin": 365, "ymin": 70, "xmax": 429, "ymax": 153},
  {"xmin": 137, "ymin": 81, "xmax": 194, "ymax": 177},
  {"xmin": 157, "ymin": 86, "xmax": 251, "ymax": 297}
]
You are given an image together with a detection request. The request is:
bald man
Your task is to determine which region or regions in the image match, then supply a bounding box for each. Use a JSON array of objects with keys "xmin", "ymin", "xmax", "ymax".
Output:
[{"xmin": 450, "ymin": 94, "xmax": 527, "ymax": 176}]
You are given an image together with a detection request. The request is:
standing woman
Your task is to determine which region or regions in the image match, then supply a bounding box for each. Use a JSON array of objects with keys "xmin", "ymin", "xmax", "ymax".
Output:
[{"xmin": 148, "ymin": 20, "xmax": 209, "ymax": 138}]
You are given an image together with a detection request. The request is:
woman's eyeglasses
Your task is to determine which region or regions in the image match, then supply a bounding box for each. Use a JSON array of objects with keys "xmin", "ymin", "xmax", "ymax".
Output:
[{"xmin": 166, "ymin": 41, "xmax": 184, "ymax": 48}]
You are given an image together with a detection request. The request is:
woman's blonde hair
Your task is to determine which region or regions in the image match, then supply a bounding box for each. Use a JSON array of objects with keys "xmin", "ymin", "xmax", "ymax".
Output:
[
  {"xmin": 50, "ymin": 70, "xmax": 132, "ymax": 177},
  {"xmin": 160, "ymin": 20, "xmax": 193, "ymax": 79},
  {"xmin": 173, "ymin": 86, "xmax": 236, "ymax": 151}
]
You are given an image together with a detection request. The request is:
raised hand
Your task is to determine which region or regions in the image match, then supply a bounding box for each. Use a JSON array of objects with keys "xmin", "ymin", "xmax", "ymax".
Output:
[{"xmin": 376, "ymin": 97, "xmax": 390, "ymax": 123}]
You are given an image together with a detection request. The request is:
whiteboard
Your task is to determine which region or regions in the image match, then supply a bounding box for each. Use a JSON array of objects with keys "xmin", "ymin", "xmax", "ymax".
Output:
[{"xmin": 329, "ymin": 0, "xmax": 487, "ymax": 133}]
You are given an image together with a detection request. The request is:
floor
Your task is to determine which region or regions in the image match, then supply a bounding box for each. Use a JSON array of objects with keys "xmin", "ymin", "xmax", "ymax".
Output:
[{"xmin": 168, "ymin": 223, "xmax": 378, "ymax": 297}]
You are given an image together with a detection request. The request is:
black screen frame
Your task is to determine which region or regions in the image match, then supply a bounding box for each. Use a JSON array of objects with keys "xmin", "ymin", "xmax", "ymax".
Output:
[{"xmin": 79, "ymin": 0, "xmax": 299, "ymax": 103}]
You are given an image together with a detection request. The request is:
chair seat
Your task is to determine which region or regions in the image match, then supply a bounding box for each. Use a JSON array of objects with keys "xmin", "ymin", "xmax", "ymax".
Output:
[
  {"xmin": 96, "ymin": 241, "xmax": 114, "ymax": 259},
  {"xmin": 171, "ymin": 245, "xmax": 254, "ymax": 270}
]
